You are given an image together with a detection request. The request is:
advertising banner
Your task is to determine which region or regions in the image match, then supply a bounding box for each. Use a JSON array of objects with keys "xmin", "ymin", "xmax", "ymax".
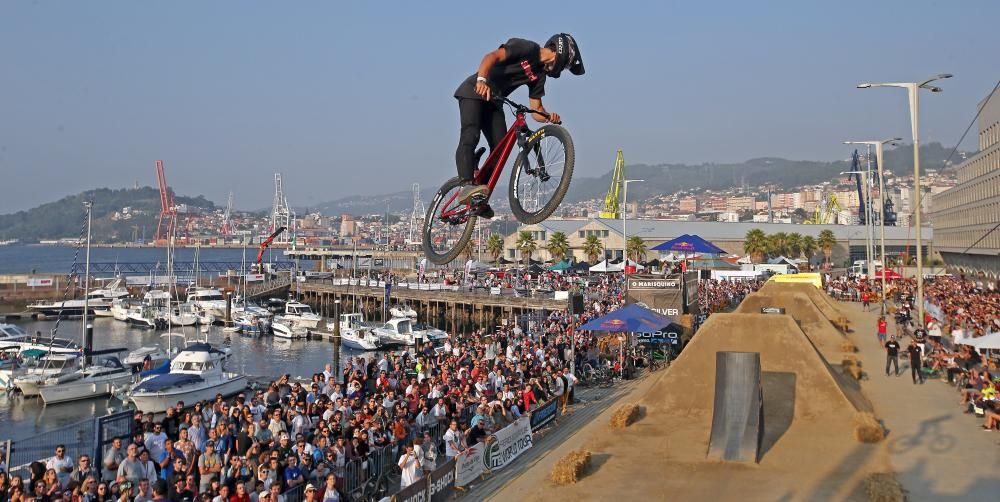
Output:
[
  {"xmin": 529, "ymin": 398, "xmax": 559, "ymax": 432},
  {"xmin": 26, "ymin": 278, "xmax": 54, "ymax": 287},
  {"xmin": 626, "ymin": 274, "xmax": 684, "ymax": 317},
  {"xmin": 482, "ymin": 417, "xmax": 533, "ymax": 471},
  {"xmin": 454, "ymin": 443, "xmax": 485, "ymax": 488},
  {"xmin": 391, "ymin": 477, "xmax": 426, "ymax": 502},
  {"xmin": 427, "ymin": 458, "xmax": 456, "ymax": 502}
]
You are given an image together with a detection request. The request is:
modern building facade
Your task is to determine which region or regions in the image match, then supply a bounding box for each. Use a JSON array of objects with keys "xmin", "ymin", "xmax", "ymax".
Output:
[{"xmin": 931, "ymin": 91, "xmax": 1000, "ymax": 277}]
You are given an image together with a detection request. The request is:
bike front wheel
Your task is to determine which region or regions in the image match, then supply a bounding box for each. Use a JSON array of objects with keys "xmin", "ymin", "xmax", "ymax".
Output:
[
  {"xmin": 422, "ymin": 177, "xmax": 477, "ymax": 265},
  {"xmin": 508, "ymin": 125, "xmax": 575, "ymax": 224}
]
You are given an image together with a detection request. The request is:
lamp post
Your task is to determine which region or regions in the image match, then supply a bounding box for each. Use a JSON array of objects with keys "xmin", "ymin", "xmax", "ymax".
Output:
[
  {"xmin": 622, "ymin": 179, "xmax": 645, "ymax": 285},
  {"xmin": 858, "ymin": 74, "xmax": 951, "ymax": 327},
  {"xmin": 845, "ymin": 139, "xmax": 902, "ymax": 310}
]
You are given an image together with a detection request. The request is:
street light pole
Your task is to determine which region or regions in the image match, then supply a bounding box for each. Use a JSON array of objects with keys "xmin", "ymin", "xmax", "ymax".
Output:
[
  {"xmin": 858, "ymin": 74, "xmax": 951, "ymax": 327},
  {"xmin": 845, "ymin": 138, "xmax": 901, "ymax": 310},
  {"xmin": 622, "ymin": 179, "xmax": 645, "ymax": 284}
]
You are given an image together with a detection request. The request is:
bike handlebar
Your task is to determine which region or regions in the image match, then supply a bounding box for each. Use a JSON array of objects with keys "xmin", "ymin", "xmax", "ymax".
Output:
[{"xmin": 496, "ymin": 96, "xmax": 561, "ymax": 124}]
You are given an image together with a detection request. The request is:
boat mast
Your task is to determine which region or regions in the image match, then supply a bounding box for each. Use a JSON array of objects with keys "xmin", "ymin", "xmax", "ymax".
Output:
[{"xmin": 82, "ymin": 201, "xmax": 93, "ymax": 370}]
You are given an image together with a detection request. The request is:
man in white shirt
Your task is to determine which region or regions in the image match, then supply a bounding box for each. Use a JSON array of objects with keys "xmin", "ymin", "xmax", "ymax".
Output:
[
  {"xmin": 144, "ymin": 423, "xmax": 168, "ymax": 461},
  {"xmin": 397, "ymin": 444, "xmax": 422, "ymax": 488},
  {"xmin": 443, "ymin": 421, "xmax": 463, "ymax": 459},
  {"xmin": 46, "ymin": 445, "xmax": 74, "ymax": 488}
]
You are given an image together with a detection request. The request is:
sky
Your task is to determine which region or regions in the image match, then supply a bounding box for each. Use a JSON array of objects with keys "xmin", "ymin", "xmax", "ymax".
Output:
[{"xmin": 0, "ymin": 0, "xmax": 997, "ymax": 213}]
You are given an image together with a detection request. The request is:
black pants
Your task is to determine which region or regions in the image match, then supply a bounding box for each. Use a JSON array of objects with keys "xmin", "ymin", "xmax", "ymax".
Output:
[
  {"xmin": 911, "ymin": 361, "xmax": 923, "ymax": 383},
  {"xmin": 885, "ymin": 355, "xmax": 899, "ymax": 376},
  {"xmin": 456, "ymin": 98, "xmax": 507, "ymax": 181}
]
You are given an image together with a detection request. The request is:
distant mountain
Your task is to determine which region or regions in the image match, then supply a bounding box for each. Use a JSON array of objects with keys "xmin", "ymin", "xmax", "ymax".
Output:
[
  {"xmin": 312, "ymin": 142, "xmax": 962, "ymax": 214},
  {"xmin": 0, "ymin": 187, "xmax": 216, "ymax": 242}
]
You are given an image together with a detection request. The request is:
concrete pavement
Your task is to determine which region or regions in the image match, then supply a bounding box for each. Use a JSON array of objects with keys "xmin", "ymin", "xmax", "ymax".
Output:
[{"xmin": 841, "ymin": 301, "xmax": 1000, "ymax": 501}]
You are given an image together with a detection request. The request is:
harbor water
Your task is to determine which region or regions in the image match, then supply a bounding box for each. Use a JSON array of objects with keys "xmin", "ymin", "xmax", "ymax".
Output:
[{"xmin": 0, "ymin": 316, "xmax": 373, "ymax": 440}]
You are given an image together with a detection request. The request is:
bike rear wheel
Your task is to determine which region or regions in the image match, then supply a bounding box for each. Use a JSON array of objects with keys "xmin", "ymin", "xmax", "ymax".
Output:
[
  {"xmin": 422, "ymin": 177, "xmax": 477, "ymax": 265},
  {"xmin": 508, "ymin": 125, "xmax": 575, "ymax": 224}
]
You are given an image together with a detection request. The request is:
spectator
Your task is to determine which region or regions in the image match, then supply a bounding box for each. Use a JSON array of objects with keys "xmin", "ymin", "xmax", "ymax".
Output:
[
  {"xmin": 45, "ymin": 445, "xmax": 73, "ymax": 488},
  {"xmin": 885, "ymin": 336, "xmax": 901, "ymax": 377}
]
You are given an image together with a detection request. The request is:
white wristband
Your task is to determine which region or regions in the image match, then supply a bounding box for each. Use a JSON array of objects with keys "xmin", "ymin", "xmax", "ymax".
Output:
[{"xmin": 477, "ymin": 76, "xmax": 487, "ymax": 84}]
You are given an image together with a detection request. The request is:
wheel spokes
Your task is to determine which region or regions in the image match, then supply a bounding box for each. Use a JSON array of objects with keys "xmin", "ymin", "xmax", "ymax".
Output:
[{"xmin": 518, "ymin": 136, "xmax": 566, "ymax": 213}]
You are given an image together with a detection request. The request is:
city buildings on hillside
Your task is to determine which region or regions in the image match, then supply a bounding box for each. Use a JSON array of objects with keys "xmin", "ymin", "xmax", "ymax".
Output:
[{"xmin": 931, "ymin": 91, "xmax": 1000, "ymax": 277}]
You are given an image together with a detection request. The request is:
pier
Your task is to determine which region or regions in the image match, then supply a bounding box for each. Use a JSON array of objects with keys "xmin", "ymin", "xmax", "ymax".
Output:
[{"xmin": 298, "ymin": 279, "xmax": 569, "ymax": 334}]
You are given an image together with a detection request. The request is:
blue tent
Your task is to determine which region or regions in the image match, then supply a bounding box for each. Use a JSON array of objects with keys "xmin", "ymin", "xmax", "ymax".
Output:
[
  {"xmin": 651, "ymin": 234, "xmax": 726, "ymax": 254},
  {"xmin": 579, "ymin": 303, "xmax": 674, "ymax": 333}
]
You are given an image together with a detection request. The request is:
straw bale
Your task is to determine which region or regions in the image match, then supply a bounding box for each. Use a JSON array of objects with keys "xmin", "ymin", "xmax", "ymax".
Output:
[
  {"xmin": 853, "ymin": 412, "xmax": 885, "ymax": 443},
  {"xmin": 865, "ymin": 472, "xmax": 905, "ymax": 502},
  {"xmin": 609, "ymin": 403, "xmax": 640, "ymax": 428},
  {"xmin": 549, "ymin": 449, "xmax": 592, "ymax": 485}
]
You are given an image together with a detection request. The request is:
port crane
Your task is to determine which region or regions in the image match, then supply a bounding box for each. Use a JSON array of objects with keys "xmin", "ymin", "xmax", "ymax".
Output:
[
  {"xmin": 154, "ymin": 160, "xmax": 176, "ymax": 243},
  {"xmin": 221, "ymin": 192, "xmax": 234, "ymax": 236},
  {"xmin": 599, "ymin": 150, "xmax": 625, "ymax": 219}
]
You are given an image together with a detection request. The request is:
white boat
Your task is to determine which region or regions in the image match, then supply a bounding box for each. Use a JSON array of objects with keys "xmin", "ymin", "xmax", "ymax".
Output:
[
  {"xmin": 26, "ymin": 278, "xmax": 130, "ymax": 318},
  {"xmin": 232, "ymin": 305, "xmax": 273, "ymax": 336},
  {"xmin": 125, "ymin": 306, "xmax": 167, "ymax": 329},
  {"xmin": 389, "ymin": 304, "xmax": 418, "ymax": 319},
  {"xmin": 194, "ymin": 307, "xmax": 215, "ymax": 326},
  {"xmin": 0, "ymin": 324, "xmax": 81, "ymax": 355},
  {"xmin": 110, "ymin": 298, "xmax": 134, "ymax": 322},
  {"xmin": 373, "ymin": 317, "xmax": 423, "ymax": 346},
  {"xmin": 123, "ymin": 345, "xmax": 172, "ymax": 371},
  {"xmin": 282, "ymin": 301, "xmax": 322, "ymax": 329},
  {"xmin": 127, "ymin": 343, "xmax": 246, "ymax": 413},
  {"xmin": 326, "ymin": 314, "xmax": 382, "ymax": 350},
  {"xmin": 186, "ymin": 287, "xmax": 228, "ymax": 318},
  {"xmin": 413, "ymin": 322, "xmax": 450, "ymax": 344},
  {"xmin": 38, "ymin": 354, "xmax": 134, "ymax": 405},
  {"xmin": 13, "ymin": 353, "xmax": 82, "ymax": 397},
  {"xmin": 272, "ymin": 317, "xmax": 308, "ymax": 340},
  {"xmin": 169, "ymin": 302, "xmax": 199, "ymax": 327}
]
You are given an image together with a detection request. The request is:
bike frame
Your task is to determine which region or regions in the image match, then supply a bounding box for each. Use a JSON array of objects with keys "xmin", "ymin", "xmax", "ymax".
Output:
[{"xmin": 439, "ymin": 108, "xmax": 531, "ymax": 220}]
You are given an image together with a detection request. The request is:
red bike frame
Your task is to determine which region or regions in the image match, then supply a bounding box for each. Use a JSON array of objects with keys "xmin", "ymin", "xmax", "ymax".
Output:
[{"xmin": 439, "ymin": 110, "xmax": 529, "ymax": 220}]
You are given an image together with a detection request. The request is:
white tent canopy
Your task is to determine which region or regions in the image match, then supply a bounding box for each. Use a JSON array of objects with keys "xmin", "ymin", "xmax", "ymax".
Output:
[
  {"xmin": 589, "ymin": 260, "xmax": 621, "ymax": 272},
  {"xmin": 959, "ymin": 333, "xmax": 1000, "ymax": 350}
]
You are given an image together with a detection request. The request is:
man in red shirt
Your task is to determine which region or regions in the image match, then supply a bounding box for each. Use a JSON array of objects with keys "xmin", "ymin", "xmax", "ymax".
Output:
[
  {"xmin": 877, "ymin": 316, "xmax": 888, "ymax": 346},
  {"xmin": 861, "ymin": 291, "xmax": 871, "ymax": 312}
]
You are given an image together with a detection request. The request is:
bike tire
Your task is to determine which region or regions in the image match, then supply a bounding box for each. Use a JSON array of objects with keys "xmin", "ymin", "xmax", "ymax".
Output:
[
  {"xmin": 422, "ymin": 176, "xmax": 477, "ymax": 265},
  {"xmin": 508, "ymin": 124, "xmax": 575, "ymax": 224}
]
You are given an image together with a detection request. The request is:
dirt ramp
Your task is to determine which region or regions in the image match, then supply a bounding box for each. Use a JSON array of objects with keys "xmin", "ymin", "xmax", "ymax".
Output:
[
  {"xmin": 735, "ymin": 291, "xmax": 846, "ymax": 360},
  {"xmin": 759, "ymin": 281, "xmax": 845, "ymax": 323}
]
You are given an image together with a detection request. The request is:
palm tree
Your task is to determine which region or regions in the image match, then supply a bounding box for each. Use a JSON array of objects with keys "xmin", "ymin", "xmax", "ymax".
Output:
[
  {"xmin": 817, "ymin": 230, "xmax": 836, "ymax": 267},
  {"xmin": 516, "ymin": 231, "xmax": 537, "ymax": 265},
  {"xmin": 486, "ymin": 233, "xmax": 504, "ymax": 263},
  {"xmin": 582, "ymin": 235, "xmax": 604, "ymax": 263},
  {"xmin": 461, "ymin": 239, "xmax": 475, "ymax": 261},
  {"xmin": 787, "ymin": 232, "xmax": 803, "ymax": 259},
  {"xmin": 626, "ymin": 236, "xmax": 647, "ymax": 263},
  {"xmin": 546, "ymin": 231, "xmax": 570, "ymax": 262},
  {"xmin": 801, "ymin": 235, "xmax": 817, "ymax": 264},
  {"xmin": 769, "ymin": 232, "xmax": 790, "ymax": 258},
  {"xmin": 743, "ymin": 229, "xmax": 768, "ymax": 263}
]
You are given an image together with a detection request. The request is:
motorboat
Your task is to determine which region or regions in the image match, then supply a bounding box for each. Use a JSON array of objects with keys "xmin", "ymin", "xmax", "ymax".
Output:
[
  {"xmin": 26, "ymin": 278, "xmax": 130, "ymax": 318},
  {"xmin": 169, "ymin": 302, "xmax": 199, "ymax": 327},
  {"xmin": 110, "ymin": 298, "xmax": 135, "ymax": 322},
  {"xmin": 142, "ymin": 290, "xmax": 171, "ymax": 309},
  {"xmin": 373, "ymin": 317, "xmax": 422, "ymax": 346},
  {"xmin": 186, "ymin": 287, "xmax": 228, "ymax": 318},
  {"xmin": 127, "ymin": 342, "xmax": 246, "ymax": 413},
  {"xmin": 0, "ymin": 324, "xmax": 81, "ymax": 354},
  {"xmin": 282, "ymin": 301, "xmax": 322, "ymax": 329},
  {"xmin": 194, "ymin": 307, "xmax": 215, "ymax": 326},
  {"xmin": 38, "ymin": 353, "xmax": 134, "ymax": 405},
  {"xmin": 412, "ymin": 322, "xmax": 450, "ymax": 344},
  {"xmin": 272, "ymin": 317, "xmax": 308, "ymax": 340},
  {"xmin": 0, "ymin": 347, "xmax": 35, "ymax": 390},
  {"xmin": 123, "ymin": 345, "xmax": 172, "ymax": 371},
  {"xmin": 125, "ymin": 306, "xmax": 167, "ymax": 330},
  {"xmin": 389, "ymin": 303, "xmax": 418, "ymax": 319},
  {"xmin": 13, "ymin": 353, "xmax": 82, "ymax": 397},
  {"xmin": 325, "ymin": 314, "xmax": 381, "ymax": 350},
  {"xmin": 232, "ymin": 305, "xmax": 273, "ymax": 336}
]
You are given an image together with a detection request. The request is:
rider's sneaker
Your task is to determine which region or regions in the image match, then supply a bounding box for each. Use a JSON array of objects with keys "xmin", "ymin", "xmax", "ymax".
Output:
[
  {"xmin": 456, "ymin": 182, "xmax": 488, "ymax": 204},
  {"xmin": 472, "ymin": 203, "xmax": 494, "ymax": 219}
]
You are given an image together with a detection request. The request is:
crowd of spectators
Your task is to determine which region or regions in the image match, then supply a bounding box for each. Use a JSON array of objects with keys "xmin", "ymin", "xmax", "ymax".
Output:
[{"xmin": 697, "ymin": 279, "xmax": 764, "ymax": 314}]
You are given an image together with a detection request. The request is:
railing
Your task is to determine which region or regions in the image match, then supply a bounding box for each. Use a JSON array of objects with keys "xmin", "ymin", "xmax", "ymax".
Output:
[
  {"xmin": 244, "ymin": 276, "xmax": 293, "ymax": 299},
  {"xmin": 3, "ymin": 411, "xmax": 134, "ymax": 479},
  {"xmin": 306, "ymin": 277, "xmax": 570, "ymax": 301}
]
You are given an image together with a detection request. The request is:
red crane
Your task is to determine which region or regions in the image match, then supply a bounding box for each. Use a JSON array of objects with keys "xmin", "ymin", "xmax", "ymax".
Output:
[{"xmin": 155, "ymin": 160, "xmax": 176, "ymax": 242}]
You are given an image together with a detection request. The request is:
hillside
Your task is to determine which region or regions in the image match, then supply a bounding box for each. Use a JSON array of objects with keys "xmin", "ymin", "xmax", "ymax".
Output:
[
  {"xmin": 0, "ymin": 187, "xmax": 216, "ymax": 242},
  {"xmin": 313, "ymin": 142, "xmax": 962, "ymax": 214}
]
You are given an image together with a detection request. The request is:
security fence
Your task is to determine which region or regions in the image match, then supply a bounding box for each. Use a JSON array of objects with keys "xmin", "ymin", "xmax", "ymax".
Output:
[{"xmin": 2, "ymin": 410, "xmax": 133, "ymax": 479}]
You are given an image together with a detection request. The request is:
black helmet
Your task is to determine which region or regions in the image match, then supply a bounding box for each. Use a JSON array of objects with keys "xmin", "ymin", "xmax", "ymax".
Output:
[{"xmin": 544, "ymin": 33, "xmax": 584, "ymax": 78}]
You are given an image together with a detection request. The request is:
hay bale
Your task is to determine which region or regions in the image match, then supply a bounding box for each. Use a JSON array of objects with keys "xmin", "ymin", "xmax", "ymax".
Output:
[
  {"xmin": 610, "ymin": 403, "xmax": 640, "ymax": 428},
  {"xmin": 854, "ymin": 412, "xmax": 885, "ymax": 443},
  {"xmin": 865, "ymin": 472, "xmax": 905, "ymax": 502},
  {"xmin": 841, "ymin": 341, "xmax": 858, "ymax": 353},
  {"xmin": 835, "ymin": 316, "xmax": 850, "ymax": 332},
  {"xmin": 847, "ymin": 365, "xmax": 864, "ymax": 380},
  {"xmin": 549, "ymin": 449, "xmax": 592, "ymax": 485}
]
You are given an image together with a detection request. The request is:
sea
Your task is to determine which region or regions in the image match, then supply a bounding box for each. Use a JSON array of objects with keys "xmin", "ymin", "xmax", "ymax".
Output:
[
  {"xmin": 0, "ymin": 317, "xmax": 374, "ymax": 440},
  {"xmin": 0, "ymin": 244, "xmax": 288, "ymax": 275}
]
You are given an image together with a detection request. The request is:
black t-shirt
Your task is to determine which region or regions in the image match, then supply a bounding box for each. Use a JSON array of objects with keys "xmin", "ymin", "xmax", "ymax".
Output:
[
  {"xmin": 885, "ymin": 341, "xmax": 900, "ymax": 357},
  {"xmin": 907, "ymin": 345, "xmax": 922, "ymax": 363},
  {"xmin": 455, "ymin": 38, "xmax": 546, "ymax": 100},
  {"xmin": 467, "ymin": 425, "xmax": 488, "ymax": 445}
]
